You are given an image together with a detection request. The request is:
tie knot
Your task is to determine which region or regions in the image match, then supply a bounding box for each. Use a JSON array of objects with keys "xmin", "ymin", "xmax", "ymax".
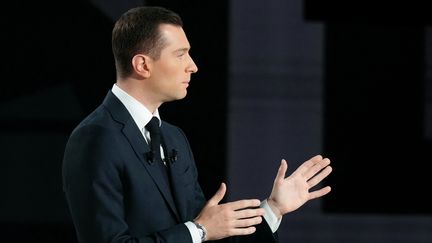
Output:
[
  {"xmin": 145, "ymin": 117, "xmax": 160, "ymax": 134},
  {"xmin": 145, "ymin": 117, "xmax": 163, "ymax": 164}
]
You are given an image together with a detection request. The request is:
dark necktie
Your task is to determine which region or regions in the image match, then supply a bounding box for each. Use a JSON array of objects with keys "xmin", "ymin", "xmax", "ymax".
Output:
[
  {"xmin": 145, "ymin": 116, "xmax": 180, "ymax": 217},
  {"xmin": 145, "ymin": 116, "xmax": 163, "ymax": 163}
]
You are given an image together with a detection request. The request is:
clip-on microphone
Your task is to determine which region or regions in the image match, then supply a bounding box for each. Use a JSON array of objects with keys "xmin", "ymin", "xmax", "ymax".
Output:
[{"xmin": 164, "ymin": 149, "xmax": 178, "ymax": 165}]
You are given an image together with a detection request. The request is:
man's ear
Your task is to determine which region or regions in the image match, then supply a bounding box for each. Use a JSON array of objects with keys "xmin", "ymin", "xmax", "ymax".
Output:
[{"xmin": 132, "ymin": 54, "xmax": 152, "ymax": 78}]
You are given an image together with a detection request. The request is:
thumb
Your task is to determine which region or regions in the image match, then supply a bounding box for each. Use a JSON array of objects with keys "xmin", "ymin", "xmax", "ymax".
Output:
[
  {"xmin": 275, "ymin": 159, "xmax": 288, "ymax": 183},
  {"xmin": 207, "ymin": 182, "xmax": 226, "ymax": 206}
]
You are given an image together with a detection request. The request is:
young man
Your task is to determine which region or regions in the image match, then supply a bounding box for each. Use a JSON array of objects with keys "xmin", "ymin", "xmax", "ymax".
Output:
[{"xmin": 62, "ymin": 6, "xmax": 332, "ymax": 243}]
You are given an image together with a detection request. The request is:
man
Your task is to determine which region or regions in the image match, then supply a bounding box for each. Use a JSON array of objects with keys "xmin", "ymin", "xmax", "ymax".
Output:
[{"xmin": 62, "ymin": 6, "xmax": 332, "ymax": 243}]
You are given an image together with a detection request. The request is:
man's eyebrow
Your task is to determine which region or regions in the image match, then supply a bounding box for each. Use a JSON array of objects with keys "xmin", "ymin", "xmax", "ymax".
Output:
[{"xmin": 173, "ymin": 47, "xmax": 190, "ymax": 54}]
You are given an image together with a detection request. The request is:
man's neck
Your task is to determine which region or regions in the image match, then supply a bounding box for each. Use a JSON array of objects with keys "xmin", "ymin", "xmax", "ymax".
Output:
[{"xmin": 115, "ymin": 79, "xmax": 161, "ymax": 114}]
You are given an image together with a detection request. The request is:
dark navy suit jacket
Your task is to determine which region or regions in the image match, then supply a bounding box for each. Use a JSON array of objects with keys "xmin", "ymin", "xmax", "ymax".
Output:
[{"xmin": 62, "ymin": 91, "xmax": 277, "ymax": 243}]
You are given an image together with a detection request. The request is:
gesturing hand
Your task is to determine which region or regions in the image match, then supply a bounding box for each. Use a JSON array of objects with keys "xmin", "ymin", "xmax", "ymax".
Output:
[
  {"xmin": 194, "ymin": 183, "xmax": 265, "ymax": 241},
  {"xmin": 267, "ymin": 155, "xmax": 332, "ymax": 218}
]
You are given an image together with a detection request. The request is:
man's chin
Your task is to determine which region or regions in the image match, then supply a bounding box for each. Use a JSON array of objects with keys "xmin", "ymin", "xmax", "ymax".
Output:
[
  {"xmin": 177, "ymin": 90, "xmax": 188, "ymax": 100},
  {"xmin": 164, "ymin": 92, "xmax": 187, "ymax": 102}
]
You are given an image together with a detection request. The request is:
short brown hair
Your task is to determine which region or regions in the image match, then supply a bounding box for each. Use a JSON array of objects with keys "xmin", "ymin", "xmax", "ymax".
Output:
[{"xmin": 112, "ymin": 6, "xmax": 183, "ymax": 78}]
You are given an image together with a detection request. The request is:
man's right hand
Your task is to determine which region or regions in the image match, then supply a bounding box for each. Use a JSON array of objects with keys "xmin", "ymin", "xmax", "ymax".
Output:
[{"xmin": 194, "ymin": 183, "xmax": 265, "ymax": 241}]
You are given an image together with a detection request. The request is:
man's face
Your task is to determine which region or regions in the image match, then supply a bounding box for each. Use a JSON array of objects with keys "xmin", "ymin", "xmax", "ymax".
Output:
[{"xmin": 147, "ymin": 24, "xmax": 198, "ymax": 102}]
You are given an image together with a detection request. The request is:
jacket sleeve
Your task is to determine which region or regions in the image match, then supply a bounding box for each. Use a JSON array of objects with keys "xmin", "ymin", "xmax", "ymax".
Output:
[{"xmin": 228, "ymin": 221, "xmax": 279, "ymax": 243}]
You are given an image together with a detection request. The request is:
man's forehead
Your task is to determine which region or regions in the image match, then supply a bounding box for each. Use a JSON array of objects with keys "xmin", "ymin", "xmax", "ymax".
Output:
[{"xmin": 158, "ymin": 25, "xmax": 190, "ymax": 51}]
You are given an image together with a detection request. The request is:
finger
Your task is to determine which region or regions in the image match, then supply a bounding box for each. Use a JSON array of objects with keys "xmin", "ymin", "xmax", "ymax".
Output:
[
  {"xmin": 307, "ymin": 166, "xmax": 332, "ymax": 188},
  {"xmin": 310, "ymin": 154, "xmax": 323, "ymax": 161},
  {"xmin": 233, "ymin": 216, "xmax": 263, "ymax": 228},
  {"xmin": 234, "ymin": 208, "xmax": 265, "ymax": 219},
  {"xmin": 228, "ymin": 226, "xmax": 256, "ymax": 236},
  {"xmin": 226, "ymin": 199, "xmax": 261, "ymax": 211},
  {"xmin": 309, "ymin": 186, "xmax": 331, "ymax": 200},
  {"xmin": 274, "ymin": 159, "xmax": 288, "ymax": 183},
  {"xmin": 207, "ymin": 182, "xmax": 226, "ymax": 206},
  {"xmin": 294, "ymin": 155, "xmax": 323, "ymax": 175},
  {"xmin": 304, "ymin": 158, "xmax": 331, "ymax": 180}
]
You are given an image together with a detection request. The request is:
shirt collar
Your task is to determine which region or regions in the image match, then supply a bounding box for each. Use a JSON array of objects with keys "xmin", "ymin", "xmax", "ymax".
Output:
[{"xmin": 111, "ymin": 83, "xmax": 161, "ymax": 130}]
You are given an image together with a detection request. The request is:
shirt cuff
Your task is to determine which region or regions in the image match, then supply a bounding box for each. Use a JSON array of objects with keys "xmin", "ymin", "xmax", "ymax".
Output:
[
  {"xmin": 184, "ymin": 221, "xmax": 202, "ymax": 243},
  {"xmin": 261, "ymin": 199, "xmax": 282, "ymax": 233}
]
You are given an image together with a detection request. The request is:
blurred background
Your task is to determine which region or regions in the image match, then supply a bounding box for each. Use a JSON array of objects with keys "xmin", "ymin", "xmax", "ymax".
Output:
[{"xmin": 2, "ymin": 0, "xmax": 431, "ymax": 242}]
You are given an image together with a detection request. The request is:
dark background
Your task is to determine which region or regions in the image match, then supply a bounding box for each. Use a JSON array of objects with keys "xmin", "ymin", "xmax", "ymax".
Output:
[
  {"xmin": 2, "ymin": 0, "xmax": 431, "ymax": 242},
  {"xmin": 302, "ymin": 2, "xmax": 432, "ymax": 214}
]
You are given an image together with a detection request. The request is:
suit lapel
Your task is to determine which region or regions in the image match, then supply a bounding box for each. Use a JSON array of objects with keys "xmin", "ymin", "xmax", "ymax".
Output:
[
  {"xmin": 161, "ymin": 127, "xmax": 189, "ymax": 222},
  {"xmin": 102, "ymin": 91, "xmax": 181, "ymax": 222}
]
